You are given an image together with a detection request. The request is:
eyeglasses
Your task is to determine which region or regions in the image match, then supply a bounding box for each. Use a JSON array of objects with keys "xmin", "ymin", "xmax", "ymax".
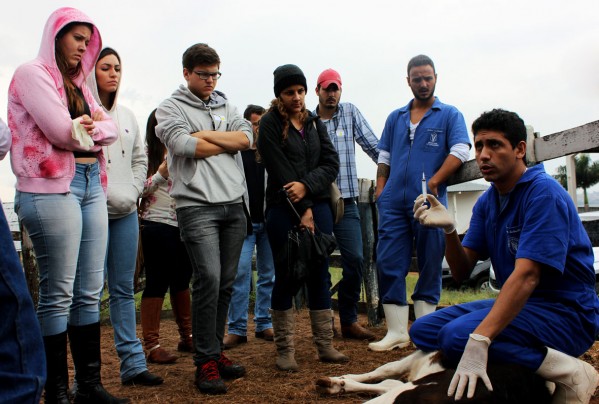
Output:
[{"xmin": 193, "ymin": 71, "xmax": 222, "ymax": 80}]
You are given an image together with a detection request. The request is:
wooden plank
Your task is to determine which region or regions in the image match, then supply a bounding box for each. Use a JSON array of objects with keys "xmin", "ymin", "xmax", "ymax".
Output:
[
  {"xmin": 448, "ymin": 119, "xmax": 599, "ymax": 186},
  {"xmin": 533, "ymin": 120, "xmax": 599, "ymax": 161}
]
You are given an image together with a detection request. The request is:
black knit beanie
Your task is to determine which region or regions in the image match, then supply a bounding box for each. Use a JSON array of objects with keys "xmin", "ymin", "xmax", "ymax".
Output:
[{"xmin": 273, "ymin": 64, "xmax": 307, "ymax": 97}]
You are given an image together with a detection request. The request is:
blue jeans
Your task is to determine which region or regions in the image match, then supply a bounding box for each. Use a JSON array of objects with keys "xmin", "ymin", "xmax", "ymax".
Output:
[
  {"xmin": 267, "ymin": 201, "xmax": 333, "ymax": 311},
  {"xmin": 333, "ymin": 200, "xmax": 364, "ymax": 325},
  {"xmin": 177, "ymin": 203, "xmax": 246, "ymax": 366},
  {"xmin": 15, "ymin": 163, "xmax": 107, "ymax": 336},
  {"xmin": 0, "ymin": 203, "xmax": 46, "ymax": 403},
  {"xmin": 105, "ymin": 211, "xmax": 147, "ymax": 380},
  {"xmin": 227, "ymin": 222, "xmax": 275, "ymax": 336}
]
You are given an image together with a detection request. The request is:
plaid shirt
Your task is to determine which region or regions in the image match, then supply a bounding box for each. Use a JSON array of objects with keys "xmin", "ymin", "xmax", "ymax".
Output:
[{"xmin": 314, "ymin": 102, "xmax": 379, "ymax": 198}]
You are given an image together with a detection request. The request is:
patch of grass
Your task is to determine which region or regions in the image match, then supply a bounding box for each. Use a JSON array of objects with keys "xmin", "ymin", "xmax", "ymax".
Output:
[
  {"xmin": 329, "ymin": 267, "xmax": 495, "ymax": 306},
  {"xmin": 100, "ymin": 268, "xmax": 494, "ymax": 321}
]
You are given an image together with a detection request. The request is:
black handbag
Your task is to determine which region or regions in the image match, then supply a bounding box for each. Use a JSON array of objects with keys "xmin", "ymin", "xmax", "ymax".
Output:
[{"xmin": 283, "ymin": 192, "xmax": 337, "ymax": 295}]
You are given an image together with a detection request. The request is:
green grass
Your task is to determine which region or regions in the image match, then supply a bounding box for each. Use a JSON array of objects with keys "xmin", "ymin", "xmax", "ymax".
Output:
[
  {"xmin": 100, "ymin": 268, "xmax": 494, "ymax": 321},
  {"xmin": 329, "ymin": 267, "xmax": 496, "ymax": 306}
]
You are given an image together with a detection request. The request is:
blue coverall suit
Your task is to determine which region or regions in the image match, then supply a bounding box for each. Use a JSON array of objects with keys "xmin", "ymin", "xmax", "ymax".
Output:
[
  {"xmin": 410, "ymin": 164, "xmax": 599, "ymax": 369},
  {"xmin": 376, "ymin": 97, "xmax": 469, "ymax": 305}
]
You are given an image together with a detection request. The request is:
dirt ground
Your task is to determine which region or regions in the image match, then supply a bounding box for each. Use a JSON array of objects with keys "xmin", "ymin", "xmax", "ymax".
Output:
[{"xmin": 87, "ymin": 310, "xmax": 599, "ymax": 404}]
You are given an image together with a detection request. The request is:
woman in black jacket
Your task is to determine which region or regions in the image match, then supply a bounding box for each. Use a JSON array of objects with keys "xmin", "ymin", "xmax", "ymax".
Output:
[{"xmin": 257, "ymin": 64, "xmax": 347, "ymax": 372}]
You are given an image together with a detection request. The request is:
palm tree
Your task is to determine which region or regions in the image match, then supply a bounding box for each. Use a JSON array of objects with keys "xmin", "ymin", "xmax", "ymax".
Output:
[{"xmin": 554, "ymin": 154, "xmax": 599, "ymax": 211}]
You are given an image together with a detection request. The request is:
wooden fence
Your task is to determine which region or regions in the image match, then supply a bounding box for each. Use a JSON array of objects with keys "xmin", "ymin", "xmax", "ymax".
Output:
[{"xmin": 17, "ymin": 119, "xmax": 599, "ymax": 321}]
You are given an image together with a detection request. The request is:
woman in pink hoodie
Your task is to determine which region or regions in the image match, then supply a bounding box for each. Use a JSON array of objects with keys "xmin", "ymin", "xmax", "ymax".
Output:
[{"xmin": 8, "ymin": 7, "xmax": 128, "ymax": 404}]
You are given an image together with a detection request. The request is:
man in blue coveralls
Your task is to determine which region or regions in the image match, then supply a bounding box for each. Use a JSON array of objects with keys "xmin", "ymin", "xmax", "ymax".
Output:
[
  {"xmin": 413, "ymin": 109, "xmax": 599, "ymax": 403},
  {"xmin": 370, "ymin": 55, "xmax": 471, "ymax": 351}
]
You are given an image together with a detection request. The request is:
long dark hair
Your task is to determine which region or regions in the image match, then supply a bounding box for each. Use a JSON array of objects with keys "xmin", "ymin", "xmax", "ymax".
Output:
[
  {"xmin": 145, "ymin": 109, "xmax": 165, "ymax": 178},
  {"xmin": 139, "ymin": 109, "xmax": 165, "ymax": 215},
  {"xmin": 55, "ymin": 21, "xmax": 94, "ymax": 117}
]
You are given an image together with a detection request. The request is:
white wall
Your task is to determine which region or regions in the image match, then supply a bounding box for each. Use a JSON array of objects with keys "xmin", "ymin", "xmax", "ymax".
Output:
[{"xmin": 447, "ymin": 191, "xmax": 484, "ymax": 235}]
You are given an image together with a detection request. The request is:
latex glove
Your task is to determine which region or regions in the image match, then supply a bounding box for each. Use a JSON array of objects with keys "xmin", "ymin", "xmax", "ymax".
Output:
[
  {"xmin": 413, "ymin": 194, "xmax": 456, "ymax": 234},
  {"xmin": 448, "ymin": 333, "xmax": 493, "ymax": 400},
  {"xmin": 71, "ymin": 118, "xmax": 95, "ymax": 150}
]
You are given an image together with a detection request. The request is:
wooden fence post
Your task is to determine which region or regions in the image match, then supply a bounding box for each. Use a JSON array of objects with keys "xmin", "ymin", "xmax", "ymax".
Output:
[
  {"xmin": 19, "ymin": 221, "xmax": 39, "ymax": 309},
  {"xmin": 358, "ymin": 178, "xmax": 381, "ymax": 326}
]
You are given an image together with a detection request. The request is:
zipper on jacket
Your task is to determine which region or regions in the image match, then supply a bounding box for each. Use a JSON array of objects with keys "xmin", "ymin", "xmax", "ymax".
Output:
[{"xmin": 402, "ymin": 127, "xmax": 413, "ymax": 205}]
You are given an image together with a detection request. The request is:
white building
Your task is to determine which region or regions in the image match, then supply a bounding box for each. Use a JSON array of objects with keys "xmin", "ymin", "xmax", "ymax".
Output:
[{"xmin": 447, "ymin": 182, "xmax": 489, "ymax": 235}]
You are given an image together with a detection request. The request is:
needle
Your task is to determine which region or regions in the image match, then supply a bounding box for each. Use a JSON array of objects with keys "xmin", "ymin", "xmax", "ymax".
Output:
[{"xmin": 421, "ymin": 171, "xmax": 427, "ymax": 203}]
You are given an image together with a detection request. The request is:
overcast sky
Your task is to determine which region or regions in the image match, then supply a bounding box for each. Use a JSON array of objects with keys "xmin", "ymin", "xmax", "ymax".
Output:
[{"xmin": 1, "ymin": 0, "xmax": 598, "ymax": 202}]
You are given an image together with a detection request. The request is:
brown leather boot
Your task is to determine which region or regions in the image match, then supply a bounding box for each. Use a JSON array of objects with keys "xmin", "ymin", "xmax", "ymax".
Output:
[
  {"xmin": 271, "ymin": 309, "xmax": 298, "ymax": 372},
  {"xmin": 341, "ymin": 322, "xmax": 376, "ymax": 341},
  {"xmin": 170, "ymin": 289, "xmax": 194, "ymax": 352},
  {"xmin": 310, "ymin": 309, "xmax": 349, "ymax": 363},
  {"xmin": 141, "ymin": 297, "xmax": 177, "ymax": 364}
]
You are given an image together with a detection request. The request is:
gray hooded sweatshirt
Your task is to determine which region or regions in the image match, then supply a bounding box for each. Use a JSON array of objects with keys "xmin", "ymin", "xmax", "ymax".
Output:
[{"xmin": 155, "ymin": 85, "xmax": 252, "ymax": 209}]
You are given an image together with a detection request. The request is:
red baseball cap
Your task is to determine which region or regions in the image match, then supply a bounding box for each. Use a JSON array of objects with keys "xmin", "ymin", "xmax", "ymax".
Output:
[{"xmin": 317, "ymin": 68, "xmax": 342, "ymax": 89}]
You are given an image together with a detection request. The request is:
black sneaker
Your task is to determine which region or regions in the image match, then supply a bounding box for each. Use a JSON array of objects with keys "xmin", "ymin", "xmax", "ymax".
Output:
[
  {"xmin": 217, "ymin": 352, "xmax": 246, "ymax": 380},
  {"xmin": 195, "ymin": 360, "xmax": 226, "ymax": 395}
]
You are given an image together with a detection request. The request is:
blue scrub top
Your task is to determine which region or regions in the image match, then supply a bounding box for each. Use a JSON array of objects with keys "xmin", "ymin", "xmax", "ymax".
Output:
[{"xmin": 463, "ymin": 164, "xmax": 599, "ymax": 336}]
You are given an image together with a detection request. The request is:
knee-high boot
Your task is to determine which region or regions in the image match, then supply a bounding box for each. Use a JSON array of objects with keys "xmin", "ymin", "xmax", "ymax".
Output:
[
  {"xmin": 141, "ymin": 297, "xmax": 177, "ymax": 364},
  {"xmin": 43, "ymin": 331, "xmax": 70, "ymax": 404},
  {"xmin": 170, "ymin": 289, "xmax": 193, "ymax": 352},
  {"xmin": 536, "ymin": 347, "xmax": 599, "ymax": 404},
  {"xmin": 68, "ymin": 322, "xmax": 130, "ymax": 404},
  {"xmin": 368, "ymin": 304, "xmax": 410, "ymax": 351},
  {"xmin": 309, "ymin": 309, "xmax": 349, "ymax": 363},
  {"xmin": 271, "ymin": 309, "xmax": 298, "ymax": 371}
]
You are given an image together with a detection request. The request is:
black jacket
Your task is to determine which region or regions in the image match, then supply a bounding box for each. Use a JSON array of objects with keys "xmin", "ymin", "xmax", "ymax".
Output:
[{"xmin": 257, "ymin": 110, "xmax": 339, "ymax": 215}]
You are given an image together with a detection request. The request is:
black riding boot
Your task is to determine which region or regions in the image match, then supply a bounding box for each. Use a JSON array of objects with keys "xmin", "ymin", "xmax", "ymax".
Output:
[
  {"xmin": 43, "ymin": 331, "xmax": 70, "ymax": 404},
  {"xmin": 68, "ymin": 322, "xmax": 130, "ymax": 404}
]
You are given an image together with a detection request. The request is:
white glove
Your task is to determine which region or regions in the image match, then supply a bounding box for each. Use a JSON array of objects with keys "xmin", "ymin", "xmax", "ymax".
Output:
[
  {"xmin": 413, "ymin": 194, "xmax": 456, "ymax": 234},
  {"xmin": 448, "ymin": 333, "xmax": 493, "ymax": 400},
  {"xmin": 71, "ymin": 118, "xmax": 95, "ymax": 150}
]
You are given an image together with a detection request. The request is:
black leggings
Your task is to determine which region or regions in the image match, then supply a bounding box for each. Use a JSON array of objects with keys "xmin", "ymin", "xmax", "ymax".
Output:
[{"xmin": 140, "ymin": 220, "xmax": 192, "ymax": 298}]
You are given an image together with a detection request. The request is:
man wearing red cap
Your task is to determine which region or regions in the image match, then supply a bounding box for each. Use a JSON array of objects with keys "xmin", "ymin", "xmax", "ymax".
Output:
[{"xmin": 314, "ymin": 68, "xmax": 379, "ymax": 341}]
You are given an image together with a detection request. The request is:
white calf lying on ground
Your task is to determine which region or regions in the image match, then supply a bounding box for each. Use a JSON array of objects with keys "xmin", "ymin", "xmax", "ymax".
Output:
[{"xmin": 316, "ymin": 350, "xmax": 553, "ymax": 403}]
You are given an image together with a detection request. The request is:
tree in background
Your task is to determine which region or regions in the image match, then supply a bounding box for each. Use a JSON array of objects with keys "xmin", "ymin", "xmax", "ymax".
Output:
[{"xmin": 554, "ymin": 153, "xmax": 599, "ymax": 212}]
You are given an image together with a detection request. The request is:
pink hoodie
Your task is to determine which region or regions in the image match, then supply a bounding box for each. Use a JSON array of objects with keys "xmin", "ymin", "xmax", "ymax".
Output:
[{"xmin": 8, "ymin": 7, "xmax": 117, "ymax": 194}]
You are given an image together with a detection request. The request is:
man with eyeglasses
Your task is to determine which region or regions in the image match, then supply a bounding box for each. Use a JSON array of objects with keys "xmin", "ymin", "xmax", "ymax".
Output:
[
  {"xmin": 155, "ymin": 43, "xmax": 252, "ymax": 395},
  {"xmin": 313, "ymin": 69, "xmax": 379, "ymax": 342},
  {"xmin": 369, "ymin": 55, "xmax": 470, "ymax": 352}
]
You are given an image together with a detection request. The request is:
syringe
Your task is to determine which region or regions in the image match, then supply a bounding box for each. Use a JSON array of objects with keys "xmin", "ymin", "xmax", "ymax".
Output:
[{"xmin": 421, "ymin": 171, "xmax": 427, "ymax": 202}]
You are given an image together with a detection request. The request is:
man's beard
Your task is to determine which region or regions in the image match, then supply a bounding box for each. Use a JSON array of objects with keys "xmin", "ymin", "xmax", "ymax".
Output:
[{"xmin": 413, "ymin": 84, "xmax": 436, "ymax": 102}]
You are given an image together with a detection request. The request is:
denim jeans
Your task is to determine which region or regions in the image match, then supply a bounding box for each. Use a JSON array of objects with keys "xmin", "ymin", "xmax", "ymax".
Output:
[
  {"xmin": 105, "ymin": 210, "xmax": 147, "ymax": 380},
  {"xmin": 227, "ymin": 221, "xmax": 275, "ymax": 336},
  {"xmin": 333, "ymin": 200, "xmax": 365, "ymax": 325},
  {"xmin": 176, "ymin": 203, "xmax": 246, "ymax": 366},
  {"xmin": 0, "ymin": 204, "xmax": 46, "ymax": 403},
  {"xmin": 15, "ymin": 163, "xmax": 107, "ymax": 336},
  {"xmin": 267, "ymin": 201, "xmax": 333, "ymax": 311}
]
